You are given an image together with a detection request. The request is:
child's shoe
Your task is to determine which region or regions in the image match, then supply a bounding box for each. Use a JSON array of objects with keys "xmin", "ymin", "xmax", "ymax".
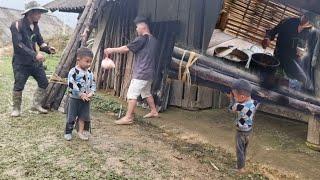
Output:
[
  {"xmin": 83, "ymin": 131, "xmax": 91, "ymax": 138},
  {"xmin": 64, "ymin": 134, "xmax": 72, "ymax": 141},
  {"xmin": 78, "ymin": 132, "xmax": 89, "ymax": 141}
]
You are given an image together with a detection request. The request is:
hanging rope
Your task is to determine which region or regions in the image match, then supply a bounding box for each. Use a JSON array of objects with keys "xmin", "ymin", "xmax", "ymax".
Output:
[
  {"xmin": 178, "ymin": 50, "xmax": 199, "ymax": 86},
  {"xmin": 49, "ymin": 74, "xmax": 68, "ymax": 85}
]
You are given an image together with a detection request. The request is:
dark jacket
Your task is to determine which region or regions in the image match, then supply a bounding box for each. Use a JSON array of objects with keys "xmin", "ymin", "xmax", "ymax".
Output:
[
  {"xmin": 10, "ymin": 17, "xmax": 49, "ymax": 65},
  {"xmin": 266, "ymin": 17, "xmax": 311, "ymax": 59}
]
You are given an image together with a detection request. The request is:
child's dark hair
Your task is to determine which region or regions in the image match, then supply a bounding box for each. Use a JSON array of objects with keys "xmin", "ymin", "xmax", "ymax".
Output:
[
  {"xmin": 232, "ymin": 79, "xmax": 252, "ymax": 96},
  {"xmin": 77, "ymin": 47, "xmax": 93, "ymax": 59}
]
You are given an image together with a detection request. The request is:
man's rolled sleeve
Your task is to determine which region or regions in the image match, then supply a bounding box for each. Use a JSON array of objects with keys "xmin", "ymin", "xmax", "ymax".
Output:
[{"xmin": 127, "ymin": 36, "xmax": 147, "ymax": 53}]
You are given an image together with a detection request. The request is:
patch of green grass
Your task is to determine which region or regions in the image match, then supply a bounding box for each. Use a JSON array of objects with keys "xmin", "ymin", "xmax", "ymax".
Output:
[
  {"xmin": 44, "ymin": 54, "xmax": 61, "ymax": 75},
  {"xmin": 0, "ymin": 56, "xmax": 13, "ymax": 77},
  {"xmin": 0, "ymin": 56, "xmax": 126, "ymax": 179},
  {"xmin": 92, "ymin": 95, "xmax": 125, "ymax": 114}
]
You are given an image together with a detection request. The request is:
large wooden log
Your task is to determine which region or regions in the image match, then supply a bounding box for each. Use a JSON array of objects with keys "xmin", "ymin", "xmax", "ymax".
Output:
[
  {"xmin": 171, "ymin": 58, "xmax": 320, "ymax": 115},
  {"xmin": 173, "ymin": 47, "xmax": 320, "ymax": 107}
]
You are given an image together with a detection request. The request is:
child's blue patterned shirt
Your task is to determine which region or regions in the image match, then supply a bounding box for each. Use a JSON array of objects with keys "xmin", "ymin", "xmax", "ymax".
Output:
[
  {"xmin": 229, "ymin": 99, "xmax": 258, "ymax": 132},
  {"xmin": 68, "ymin": 66, "xmax": 96, "ymax": 99}
]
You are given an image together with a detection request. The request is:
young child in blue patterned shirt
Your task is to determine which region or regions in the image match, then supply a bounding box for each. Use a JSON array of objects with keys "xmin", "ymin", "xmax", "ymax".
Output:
[
  {"xmin": 64, "ymin": 47, "xmax": 96, "ymax": 141},
  {"xmin": 228, "ymin": 79, "xmax": 258, "ymax": 173}
]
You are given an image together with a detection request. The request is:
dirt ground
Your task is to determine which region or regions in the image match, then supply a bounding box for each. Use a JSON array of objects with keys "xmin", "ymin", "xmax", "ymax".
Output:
[
  {"xmin": 0, "ymin": 56, "xmax": 319, "ymax": 179},
  {"xmin": 145, "ymin": 108, "xmax": 320, "ymax": 179}
]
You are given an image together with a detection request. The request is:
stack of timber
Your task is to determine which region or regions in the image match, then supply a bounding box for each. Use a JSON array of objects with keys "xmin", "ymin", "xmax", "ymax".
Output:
[{"xmin": 43, "ymin": 0, "xmax": 103, "ymax": 109}]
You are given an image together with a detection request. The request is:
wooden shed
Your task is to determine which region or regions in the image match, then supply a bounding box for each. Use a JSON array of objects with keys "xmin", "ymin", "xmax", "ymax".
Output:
[{"xmin": 44, "ymin": 0, "xmax": 320, "ymax": 150}]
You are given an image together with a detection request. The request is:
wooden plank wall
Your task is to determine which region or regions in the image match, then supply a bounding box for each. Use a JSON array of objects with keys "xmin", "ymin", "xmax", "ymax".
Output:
[
  {"xmin": 223, "ymin": 0, "xmax": 301, "ymax": 47},
  {"xmin": 169, "ymin": 79, "xmax": 228, "ymax": 110},
  {"xmin": 91, "ymin": 0, "xmax": 180, "ymax": 111},
  {"xmin": 138, "ymin": 0, "xmax": 223, "ymax": 51}
]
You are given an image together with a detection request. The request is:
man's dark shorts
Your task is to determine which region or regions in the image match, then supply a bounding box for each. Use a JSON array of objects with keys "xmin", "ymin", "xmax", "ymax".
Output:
[{"xmin": 13, "ymin": 62, "xmax": 48, "ymax": 91}]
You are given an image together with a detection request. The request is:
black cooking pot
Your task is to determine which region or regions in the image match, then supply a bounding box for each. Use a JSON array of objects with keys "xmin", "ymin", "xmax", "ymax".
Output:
[
  {"xmin": 251, "ymin": 53, "xmax": 280, "ymax": 70},
  {"xmin": 251, "ymin": 53, "xmax": 280, "ymax": 89}
]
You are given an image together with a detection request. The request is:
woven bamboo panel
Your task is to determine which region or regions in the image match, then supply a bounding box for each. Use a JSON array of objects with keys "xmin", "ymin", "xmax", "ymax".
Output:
[{"xmin": 223, "ymin": 0, "xmax": 301, "ymax": 48}]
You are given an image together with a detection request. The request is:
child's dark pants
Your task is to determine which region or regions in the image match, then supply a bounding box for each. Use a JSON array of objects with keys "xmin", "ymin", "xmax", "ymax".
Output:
[
  {"xmin": 236, "ymin": 130, "xmax": 251, "ymax": 169},
  {"xmin": 65, "ymin": 98, "xmax": 90, "ymax": 134}
]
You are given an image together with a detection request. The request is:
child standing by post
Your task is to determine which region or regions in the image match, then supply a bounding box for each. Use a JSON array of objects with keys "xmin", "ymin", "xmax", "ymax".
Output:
[
  {"xmin": 64, "ymin": 47, "xmax": 96, "ymax": 141},
  {"xmin": 228, "ymin": 79, "xmax": 258, "ymax": 173}
]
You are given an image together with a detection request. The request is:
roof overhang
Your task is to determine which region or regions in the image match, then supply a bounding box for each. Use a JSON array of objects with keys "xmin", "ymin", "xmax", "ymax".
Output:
[{"xmin": 271, "ymin": 0, "xmax": 320, "ymax": 15}]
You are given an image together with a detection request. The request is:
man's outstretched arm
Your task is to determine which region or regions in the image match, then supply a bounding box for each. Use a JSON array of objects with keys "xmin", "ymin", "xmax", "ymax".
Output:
[{"xmin": 104, "ymin": 46, "xmax": 130, "ymax": 55}]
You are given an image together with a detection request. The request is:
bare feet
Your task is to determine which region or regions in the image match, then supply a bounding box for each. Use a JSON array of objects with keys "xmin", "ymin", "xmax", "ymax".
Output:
[
  {"xmin": 143, "ymin": 112, "xmax": 159, "ymax": 119},
  {"xmin": 115, "ymin": 116, "xmax": 134, "ymax": 125},
  {"xmin": 237, "ymin": 168, "xmax": 246, "ymax": 174}
]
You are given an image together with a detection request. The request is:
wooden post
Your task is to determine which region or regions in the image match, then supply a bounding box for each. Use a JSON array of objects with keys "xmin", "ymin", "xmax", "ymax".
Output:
[
  {"xmin": 308, "ymin": 32, "xmax": 320, "ymax": 151},
  {"xmin": 306, "ymin": 115, "xmax": 320, "ymax": 151},
  {"xmin": 169, "ymin": 79, "xmax": 183, "ymax": 107}
]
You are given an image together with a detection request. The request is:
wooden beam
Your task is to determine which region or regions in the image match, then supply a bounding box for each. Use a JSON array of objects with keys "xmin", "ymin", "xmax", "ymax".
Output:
[
  {"xmin": 171, "ymin": 58, "xmax": 320, "ymax": 115},
  {"xmin": 173, "ymin": 47, "xmax": 320, "ymax": 107},
  {"xmin": 258, "ymin": 103, "xmax": 309, "ymax": 123}
]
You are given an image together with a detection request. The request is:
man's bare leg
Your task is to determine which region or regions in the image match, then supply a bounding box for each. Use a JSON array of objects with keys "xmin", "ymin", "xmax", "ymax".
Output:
[
  {"xmin": 143, "ymin": 96, "xmax": 159, "ymax": 118},
  {"xmin": 115, "ymin": 99, "xmax": 136, "ymax": 125}
]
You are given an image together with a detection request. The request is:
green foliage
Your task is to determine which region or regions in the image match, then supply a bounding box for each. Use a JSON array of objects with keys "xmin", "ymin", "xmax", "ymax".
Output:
[{"xmin": 91, "ymin": 95, "xmax": 124, "ymax": 114}]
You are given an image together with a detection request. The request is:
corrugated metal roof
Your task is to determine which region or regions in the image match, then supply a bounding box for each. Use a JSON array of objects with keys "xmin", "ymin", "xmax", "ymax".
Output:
[
  {"xmin": 44, "ymin": 0, "xmax": 118, "ymax": 13},
  {"xmin": 44, "ymin": 0, "xmax": 87, "ymax": 13}
]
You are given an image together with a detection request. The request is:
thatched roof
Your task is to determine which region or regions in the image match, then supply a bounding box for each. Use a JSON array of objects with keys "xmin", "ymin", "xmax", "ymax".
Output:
[
  {"xmin": 0, "ymin": 6, "xmax": 72, "ymax": 46},
  {"xmin": 44, "ymin": 0, "xmax": 87, "ymax": 13}
]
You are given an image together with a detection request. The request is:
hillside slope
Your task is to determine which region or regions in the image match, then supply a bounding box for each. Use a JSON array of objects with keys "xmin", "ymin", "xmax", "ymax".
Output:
[{"xmin": 0, "ymin": 6, "xmax": 72, "ymax": 46}]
